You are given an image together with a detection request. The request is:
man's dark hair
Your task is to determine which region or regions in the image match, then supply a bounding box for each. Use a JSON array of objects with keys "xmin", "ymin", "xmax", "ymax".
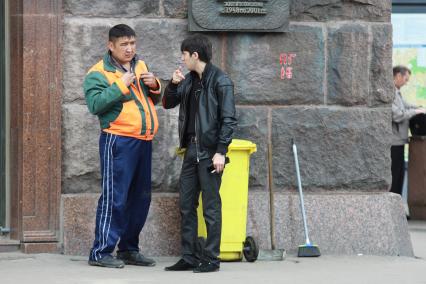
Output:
[
  {"xmin": 393, "ymin": 65, "xmax": 411, "ymax": 77},
  {"xmin": 109, "ymin": 24, "xmax": 136, "ymax": 42},
  {"xmin": 180, "ymin": 34, "xmax": 212, "ymax": 63}
]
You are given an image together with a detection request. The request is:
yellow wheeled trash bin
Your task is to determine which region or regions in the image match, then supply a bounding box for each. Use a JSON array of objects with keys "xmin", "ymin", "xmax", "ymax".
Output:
[{"xmin": 197, "ymin": 139, "xmax": 258, "ymax": 262}]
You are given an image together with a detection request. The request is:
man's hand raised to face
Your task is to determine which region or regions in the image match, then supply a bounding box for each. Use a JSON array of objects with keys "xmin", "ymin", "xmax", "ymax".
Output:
[
  {"xmin": 172, "ymin": 66, "xmax": 185, "ymax": 84},
  {"xmin": 121, "ymin": 71, "xmax": 136, "ymax": 87}
]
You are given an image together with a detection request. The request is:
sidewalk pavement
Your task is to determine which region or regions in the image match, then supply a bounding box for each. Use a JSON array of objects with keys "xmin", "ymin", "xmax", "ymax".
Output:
[{"xmin": 1, "ymin": 221, "xmax": 426, "ymax": 284}]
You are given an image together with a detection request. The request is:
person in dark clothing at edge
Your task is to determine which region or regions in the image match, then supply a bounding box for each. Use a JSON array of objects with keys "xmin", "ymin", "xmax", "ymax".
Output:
[
  {"xmin": 162, "ymin": 34, "xmax": 237, "ymax": 273},
  {"xmin": 83, "ymin": 24, "xmax": 161, "ymax": 268},
  {"xmin": 391, "ymin": 66, "xmax": 425, "ymax": 196}
]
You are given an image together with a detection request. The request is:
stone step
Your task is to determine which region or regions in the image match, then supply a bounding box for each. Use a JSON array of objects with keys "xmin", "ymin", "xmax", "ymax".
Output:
[{"xmin": 0, "ymin": 239, "xmax": 20, "ymax": 253}]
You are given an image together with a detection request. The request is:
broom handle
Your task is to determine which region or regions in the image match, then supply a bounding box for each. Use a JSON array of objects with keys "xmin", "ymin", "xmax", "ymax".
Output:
[
  {"xmin": 268, "ymin": 141, "xmax": 276, "ymax": 250},
  {"xmin": 292, "ymin": 141, "xmax": 311, "ymax": 245}
]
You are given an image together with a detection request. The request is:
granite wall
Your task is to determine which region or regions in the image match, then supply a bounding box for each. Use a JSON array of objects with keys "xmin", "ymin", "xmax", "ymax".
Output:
[{"xmin": 61, "ymin": 0, "xmax": 413, "ymax": 256}]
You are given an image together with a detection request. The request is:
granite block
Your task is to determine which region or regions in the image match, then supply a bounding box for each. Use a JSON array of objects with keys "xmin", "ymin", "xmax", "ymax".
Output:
[
  {"xmin": 163, "ymin": 0, "xmax": 187, "ymax": 18},
  {"xmin": 62, "ymin": 193, "xmax": 181, "ymax": 256},
  {"xmin": 369, "ymin": 23, "xmax": 393, "ymax": 106},
  {"xmin": 290, "ymin": 0, "xmax": 391, "ymax": 22},
  {"xmin": 247, "ymin": 191, "xmax": 272, "ymax": 250},
  {"xmin": 63, "ymin": 0, "xmax": 159, "ymax": 17},
  {"xmin": 271, "ymin": 107, "xmax": 392, "ymax": 190},
  {"xmin": 61, "ymin": 104, "xmax": 101, "ymax": 194},
  {"xmin": 226, "ymin": 23, "xmax": 324, "ymax": 105},
  {"xmin": 62, "ymin": 193, "xmax": 97, "ymax": 256},
  {"xmin": 234, "ymin": 107, "xmax": 268, "ymax": 190},
  {"xmin": 151, "ymin": 108, "xmax": 182, "ymax": 192},
  {"xmin": 274, "ymin": 192, "xmax": 413, "ymax": 256},
  {"xmin": 62, "ymin": 192, "xmax": 413, "ymax": 257},
  {"xmin": 327, "ymin": 23, "xmax": 369, "ymax": 106}
]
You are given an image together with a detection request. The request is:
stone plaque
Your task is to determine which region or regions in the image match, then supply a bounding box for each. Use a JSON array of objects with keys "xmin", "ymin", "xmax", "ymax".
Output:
[{"xmin": 189, "ymin": 0, "xmax": 289, "ymax": 32}]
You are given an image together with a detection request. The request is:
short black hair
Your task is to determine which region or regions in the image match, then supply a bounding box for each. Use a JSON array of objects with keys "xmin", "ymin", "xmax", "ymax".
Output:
[
  {"xmin": 109, "ymin": 24, "xmax": 136, "ymax": 42},
  {"xmin": 393, "ymin": 65, "xmax": 411, "ymax": 77},
  {"xmin": 180, "ymin": 34, "xmax": 212, "ymax": 63}
]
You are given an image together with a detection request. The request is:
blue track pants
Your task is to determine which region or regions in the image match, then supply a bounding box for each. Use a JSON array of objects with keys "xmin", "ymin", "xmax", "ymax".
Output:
[{"xmin": 90, "ymin": 132, "xmax": 152, "ymax": 261}]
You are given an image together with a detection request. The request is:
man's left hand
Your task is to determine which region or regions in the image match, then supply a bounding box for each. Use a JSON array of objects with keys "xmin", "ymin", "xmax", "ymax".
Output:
[
  {"xmin": 141, "ymin": 72, "xmax": 159, "ymax": 89},
  {"xmin": 212, "ymin": 153, "xmax": 225, "ymax": 173}
]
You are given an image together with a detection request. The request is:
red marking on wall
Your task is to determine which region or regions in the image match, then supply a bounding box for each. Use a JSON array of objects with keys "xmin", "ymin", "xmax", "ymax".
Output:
[{"xmin": 279, "ymin": 53, "xmax": 296, "ymax": 80}]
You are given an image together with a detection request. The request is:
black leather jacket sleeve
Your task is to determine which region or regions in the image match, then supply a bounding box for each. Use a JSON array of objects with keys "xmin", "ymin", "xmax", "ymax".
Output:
[
  {"xmin": 162, "ymin": 81, "xmax": 182, "ymax": 109},
  {"xmin": 216, "ymin": 75, "xmax": 237, "ymax": 154}
]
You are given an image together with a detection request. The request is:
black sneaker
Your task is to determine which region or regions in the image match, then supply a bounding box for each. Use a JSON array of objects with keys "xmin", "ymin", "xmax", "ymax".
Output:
[
  {"xmin": 116, "ymin": 251, "xmax": 156, "ymax": 266},
  {"xmin": 165, "ymin": 259, "xmax": 197, "ymax": 271},
  {"xmin": 88, "ymin": 255, "xmax": 125, "ymax": 268},
  {"xmin": 193, "ymin": 261, "xmax": 220, "ymax": 273}
]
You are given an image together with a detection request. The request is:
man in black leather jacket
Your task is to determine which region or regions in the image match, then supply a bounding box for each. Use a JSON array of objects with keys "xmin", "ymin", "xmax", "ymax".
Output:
[{"xmin": 163, "ymin": 34, "xmax": 237, "ymax": 273}]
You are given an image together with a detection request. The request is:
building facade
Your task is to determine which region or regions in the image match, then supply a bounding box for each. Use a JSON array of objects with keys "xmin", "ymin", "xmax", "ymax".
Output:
[{"xmin": 0, "ymin": 0, "xmax": 414, "ymax": 256}]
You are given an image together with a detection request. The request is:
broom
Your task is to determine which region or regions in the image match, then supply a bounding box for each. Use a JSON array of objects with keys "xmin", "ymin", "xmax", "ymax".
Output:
[
  {"xmin": 254, "ymin": 140, "xmax": 285, "ymax": 261},
  {"xmin": 292, "ymin": 139, "xmax": 321, "ymax": 257}
]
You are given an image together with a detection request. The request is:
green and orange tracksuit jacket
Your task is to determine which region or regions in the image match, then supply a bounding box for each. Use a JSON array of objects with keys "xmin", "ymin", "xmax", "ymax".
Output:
[{"xmin": 83, "ymin": 53, "xmax": 161, "ymax": 140}]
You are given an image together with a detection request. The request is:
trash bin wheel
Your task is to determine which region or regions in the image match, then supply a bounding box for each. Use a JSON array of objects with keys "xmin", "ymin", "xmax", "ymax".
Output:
[{"xmin": 243, "ymin": 236, "xmax": 258, "ymax": 262}]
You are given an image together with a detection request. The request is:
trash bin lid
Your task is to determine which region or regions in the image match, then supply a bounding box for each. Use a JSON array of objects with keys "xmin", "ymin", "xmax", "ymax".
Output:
[
  {"xmin": 410, "ymin": 113, "xmax": 426, "ymax": 137},
  {"xmin": 228, "ymin": 139, "xmax": 257, "ymax": 154}
]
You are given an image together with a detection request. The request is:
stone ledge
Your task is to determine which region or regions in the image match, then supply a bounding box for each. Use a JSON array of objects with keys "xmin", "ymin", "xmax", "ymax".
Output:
[
  {"xmin": 272, "ymin": 191, "xmax": 413, "ymax": 256},
  {"xmin": 21, "ymin": 243, "xmax": 60, "ymax": 254},
  {"xmin": 61, "ymin": 191, "xmax": 413, "ymax": 257}
]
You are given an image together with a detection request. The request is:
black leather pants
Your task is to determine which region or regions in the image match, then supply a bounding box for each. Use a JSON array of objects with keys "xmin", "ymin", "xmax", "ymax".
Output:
[{"xmin": 179, "ymin": 143, "xmax": 222, "ymax": 266}]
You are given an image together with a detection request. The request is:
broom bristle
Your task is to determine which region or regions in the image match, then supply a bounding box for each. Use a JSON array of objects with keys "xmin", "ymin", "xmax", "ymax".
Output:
[{"xmin": 298, "ymin": 244, "xmax": 321, "ymax": 257}]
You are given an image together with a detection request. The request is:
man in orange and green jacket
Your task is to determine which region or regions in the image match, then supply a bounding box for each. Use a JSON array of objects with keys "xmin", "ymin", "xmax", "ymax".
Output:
[{"xmin": 83, "ymin": 24, "xmax": 161, "ymax": 269}]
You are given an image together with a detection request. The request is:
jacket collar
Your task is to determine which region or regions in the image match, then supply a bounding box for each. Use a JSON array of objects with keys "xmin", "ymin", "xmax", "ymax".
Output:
[
  {"xmin": 103, "ymin": 52, "xmax": 139, "ymax": 73},
  {"xmin": 190, "ymin": 62, "xmax": 214, "ymax": 85},
  {"xmin": 202, "ymin": 62, "xmax": 214, "ymax": 84}
]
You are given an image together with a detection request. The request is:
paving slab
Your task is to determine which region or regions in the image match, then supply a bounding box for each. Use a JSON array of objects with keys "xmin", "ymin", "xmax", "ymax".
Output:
[{"xmin": 1, "ymin": 221, "xmax": 425, "ymax": 284}]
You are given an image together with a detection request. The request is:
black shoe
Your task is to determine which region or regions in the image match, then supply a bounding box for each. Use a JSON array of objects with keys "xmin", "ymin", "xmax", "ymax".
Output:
[
  {"xmin": 116, "ymin": 251, "xmax": 156, "ymax": 266},
  {"xmin": 193, "ymin": 261, "xmax": 220, "ymax": 273},
  {"xmin": 88, "ymin": 255, "xmax": 125, "ymax": 268},
  {"xmin": 165, "ymin": 259, "xmax": 197, "ymax": 271}
]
